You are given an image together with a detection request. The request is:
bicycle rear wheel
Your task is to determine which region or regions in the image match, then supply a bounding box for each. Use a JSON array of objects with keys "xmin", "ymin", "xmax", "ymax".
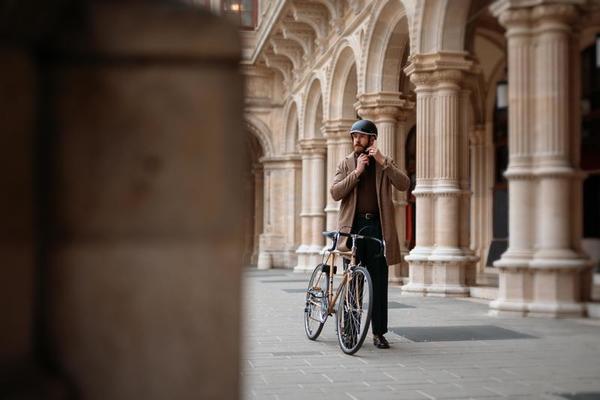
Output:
[
  {"xmin": 304, "ymin": 264, "xmax": 329, "ymax": 340},
  {"xmin": 336, "ymin": 266, "xmax": 373, "ymax": 355}
]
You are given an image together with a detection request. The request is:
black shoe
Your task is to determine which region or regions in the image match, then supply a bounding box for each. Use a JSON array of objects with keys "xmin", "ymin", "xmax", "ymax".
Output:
[{"xmin": 373, "ymin": 334, "xmax": 390, "ymax": 349}]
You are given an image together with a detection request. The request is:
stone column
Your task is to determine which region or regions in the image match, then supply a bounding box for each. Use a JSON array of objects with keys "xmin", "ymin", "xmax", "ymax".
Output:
[
  {"xmin": 404, "ymin": 73, "xmax": 436, "ymax": 294},
  {"xmin": 394, "ymin": 117, "xmax": 412, "ymax": 281},
  {"xmin": 528, "ymin": 3, "xmax": 589, "ymax": 316},
  {"xmin": 490, "ymin": 0, "xmax": 590, "ymax": 317},
  {"xmin": 356, "ymin": 92, "xmax": 414, "ymax": 284},
  {"xmin": 251, "ymin": 162, "xmax": 264, "ymax": 265},
  {"xmin": 283, "ymin": 155, "xmax": 303, "ymax": 268},
  {"xmin": 39, "ymin": 3, "xmax": 245, "ymax": 399},
  {"xmin": 257, "ymin": 155, "xmax": 302, "ymax": 269},
  {"xmin": 469, "ymin": 125, "xmax": 490, "ymax": 284},
  {"xmin": 489, "ymin": 6, "xmax": 536, "ymax": 313},
  {"xmin": 403, "ymin": 58, "xmax": 478, "ymax": 297},
  {"xmin": 429, "ymin": 70, "xmax": 471, "ymax": 296},
  {"xmin": 323, "ymin": 119, "xmax": 353, "ymax": 233},
  {"xmin": 295, "ymin": 139, "xmax": 327, "ymax": 272}
]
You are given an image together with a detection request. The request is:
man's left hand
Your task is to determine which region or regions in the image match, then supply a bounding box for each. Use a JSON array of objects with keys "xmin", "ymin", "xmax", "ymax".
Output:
[{"xmin": 368, "ymin": 140, "xmax": 385, "ymax": 165}]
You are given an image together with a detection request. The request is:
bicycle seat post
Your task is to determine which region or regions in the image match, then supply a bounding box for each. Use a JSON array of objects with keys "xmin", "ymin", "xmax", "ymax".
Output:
[{"xmin": 349, "ymin": 234, "xmax": 358, "ymax": 269}]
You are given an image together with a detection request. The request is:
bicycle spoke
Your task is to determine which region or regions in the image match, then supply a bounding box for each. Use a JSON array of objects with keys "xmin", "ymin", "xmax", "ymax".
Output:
[
  {"xmin": 336, "ymin": 267, "xmax": 373, "ymax": 355},
  {"xmin": 304, "ymin": 265, "xmax": 329, "ymax": 340}
]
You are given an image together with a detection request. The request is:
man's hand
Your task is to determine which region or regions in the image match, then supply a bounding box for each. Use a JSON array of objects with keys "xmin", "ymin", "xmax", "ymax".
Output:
[
  {"xmin": 367, "ymin": 140, "xmax": 385, "ymax": 165},
  {"xmin": 355, "ymin": 153, "xmax": 370, "ymax": 175}
]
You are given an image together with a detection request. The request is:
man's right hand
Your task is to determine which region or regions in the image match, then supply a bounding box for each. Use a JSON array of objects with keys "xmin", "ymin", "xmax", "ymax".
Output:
[{"xmin": 355, "ymin": 153, "xmax": 370, "ymax": 175}]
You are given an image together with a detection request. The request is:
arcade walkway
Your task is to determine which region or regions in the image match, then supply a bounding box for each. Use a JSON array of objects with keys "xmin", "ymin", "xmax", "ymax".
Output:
[{"xmin": 242, "ymin": 268, "xmax": 600, "ymax": 400}]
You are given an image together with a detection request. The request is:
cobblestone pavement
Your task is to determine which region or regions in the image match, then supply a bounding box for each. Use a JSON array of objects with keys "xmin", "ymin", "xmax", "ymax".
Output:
[{"xmin": 242, "ymin": 268, "xmax": 600, "ymax": 400}]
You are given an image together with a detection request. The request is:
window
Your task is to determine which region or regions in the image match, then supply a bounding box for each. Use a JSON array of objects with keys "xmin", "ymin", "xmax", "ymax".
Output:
[{"xmin": 223, "ymin": 0, "xmax": 257, "ymax": 29}]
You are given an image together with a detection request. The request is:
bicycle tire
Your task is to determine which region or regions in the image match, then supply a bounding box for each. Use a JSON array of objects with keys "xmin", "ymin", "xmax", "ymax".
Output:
[
  {"xmin": 304, "ymin": 264, "xmax": 329, "ymax": 340},
  {"xmin": 336, "ymin": 266, "xmax": 373, "ymax": 355}
]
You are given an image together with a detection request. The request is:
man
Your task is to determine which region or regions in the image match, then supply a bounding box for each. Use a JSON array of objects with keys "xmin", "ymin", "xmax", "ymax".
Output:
[{"xmin": 330, "ymin": 119, "xmax": 410, "ymax": 349}]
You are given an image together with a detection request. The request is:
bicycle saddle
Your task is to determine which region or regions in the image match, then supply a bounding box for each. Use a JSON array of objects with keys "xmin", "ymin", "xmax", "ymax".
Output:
[{"xmin": 322, "ymin": 231, "xmax": 337, "ymax": 240}]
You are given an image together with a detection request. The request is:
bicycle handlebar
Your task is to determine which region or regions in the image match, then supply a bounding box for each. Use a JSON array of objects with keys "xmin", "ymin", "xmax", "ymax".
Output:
[{"xmin": 322, "ymin": 230, "xmax": 385, "ymax": 258}]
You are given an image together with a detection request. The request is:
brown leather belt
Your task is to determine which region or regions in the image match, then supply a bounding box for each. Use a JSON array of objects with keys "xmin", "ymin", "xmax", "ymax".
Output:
[{"xmin": 356, "ymin": 213, "xmax": 379, "ymax": 220}]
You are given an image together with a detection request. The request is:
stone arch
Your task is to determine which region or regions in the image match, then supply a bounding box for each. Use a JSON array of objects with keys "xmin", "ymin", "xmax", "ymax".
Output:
[
  {"xmin": 244, "ymin": 114, "xmax": 275, "ymax": 158},
  {"xmin": 411, "ymin": 0, "xmax": 472, "ymax": 54},
  {"xmin": 328, "ymin": 44, "xmax": 359, "ymax": 120},
  {"xmin": 303, "ymin": 77, "xmax": 325, "ymax": 139},
  {"xmin": 362, "ymin": 0, "xmax": 410, "ymax": 93},
  {"xmin": 283, "ymin": 99, "xmax": 300, "ymax": 153}
]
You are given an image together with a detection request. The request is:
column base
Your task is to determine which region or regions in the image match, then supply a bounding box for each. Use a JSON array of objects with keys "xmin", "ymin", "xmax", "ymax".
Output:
[
  {"xmin": 491, "ymin": 255, "xmax": 592, "ymax": 318},
  {"xmin": 293, "ymin": 245, "xmax": 323, "ymax": 273},
  {"xmin": 429, "ymin": 253, "xmax": 473, "ymax": 298},
  {"xmin": 426, "ymin": 284, "xmax": 470, "ymax": 297},
  {"xmin": 489, "ymin": 299, "xmax": 529, "ymax": 316},
  {"xmin": 403, "ymin": 254, "xmax": 430, "ymax": 296},
  {"xmin": 527, "ymin": 301, "xmax": 585, "ymax": 318},
  {"xmin": 403, "ymin": 252, "xmax": 475, "ymax": 297},
  {"xmin": 257, "ymin": 251, "xmax": 271, "ymax": 270},
  {"xmin": 489, "ymin": 299, "xmax": 585, "ymax": 318},
  {"xmin": 388, "ymin": 262, "xmax": 407, "ymax": 284}
]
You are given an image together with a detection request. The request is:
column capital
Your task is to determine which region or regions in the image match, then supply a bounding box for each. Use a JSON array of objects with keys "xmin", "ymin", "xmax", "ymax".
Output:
[
  {"xmin": 322, "ymin": 118, "xmax": 354, "ymax": 139},
  {"xmin": 409, "ymin": 71, "xmax": 436, "ymax": 88},
  {"xmin": 531, "ymin": 3, "xmax": 579, "ymax": 25},
  {"xmin": 496, "ymin": 8, "xmax": 531, "ymax": 28},
  {"xmin": 354, "ymin": 91, "xmax": 415, "ymax": 122},
  {"xmin": 409, "ymin": 69, "xmax": 466, "ymax": 89},
  {"xmin": 259, "ymin": 154, "xmax": 302, "ymax": 166},
  {"xmin": 491, "ymin": 0, "xmax": 584, "ymax": 27},
  {"xmin": 490, "ymin": 0, "xmax": 585, "ymax": 15},
  {"xmin": 432, "ymin": 69, "xmax": 465, "ymax": 87},
  {"xmin": 405, "ymin": 53, "xmax": 478, "ymax": 94},
  {"xmin": 405, "ymin": 51, "xmax": 475, "ymax": 76},
  {"xmin": 298, "ymin": 138, "xmax": 327, "ymax": 154}
]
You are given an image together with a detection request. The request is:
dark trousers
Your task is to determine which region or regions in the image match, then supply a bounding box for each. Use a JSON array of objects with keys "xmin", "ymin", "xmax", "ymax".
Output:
[{"xmin": 351, "ymin": 214, "xmax": 388, "ymax": 336}]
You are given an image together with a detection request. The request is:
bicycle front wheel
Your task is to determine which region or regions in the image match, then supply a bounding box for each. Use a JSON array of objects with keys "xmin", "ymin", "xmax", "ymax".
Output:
[
  {"xmin": 304, "ymin": 264, "xmax": 329, "ymax": 340},
  {"xmin": 336, "ymin": 266, "xmax": 373, "ymax": 355}
]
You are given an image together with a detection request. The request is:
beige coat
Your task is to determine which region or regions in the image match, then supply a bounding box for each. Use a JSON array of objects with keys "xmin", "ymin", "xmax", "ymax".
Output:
[{"xmin": 330, "ymin": 153, "xmax": 410, "ymax": 265}]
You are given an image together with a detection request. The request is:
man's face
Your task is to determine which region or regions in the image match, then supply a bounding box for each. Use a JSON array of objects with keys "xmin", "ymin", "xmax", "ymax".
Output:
[{"xmin": 352, "ymin": 132, "xmax": 373, "ymax": 154}]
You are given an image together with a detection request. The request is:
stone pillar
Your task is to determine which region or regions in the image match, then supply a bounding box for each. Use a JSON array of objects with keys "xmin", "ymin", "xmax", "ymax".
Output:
[
  {"xmin": 257, "ymin": 155, "xmax": 302, "ymax": 269},
  {"xmin": 404, "ymin": 73, "xmax": 436, "ymax": 294},
  {"xmin": 469, "ymin": 125, "xmax": 490, "ymax": 284},
  {"xmin": 251, "ymin": 162, "xmax": 264, "ymax": 265},
  {"xmin": 257, "ymin": 164, "xmax": 274, "ymax": 270},
  {"xmin": 429, "ymin": 70, "xmax": 471, "ymax": 296},
  {"xmin": 490, "ymin": 0, "xmax": 591, "ymax": 317},
  {"xmin": 403, "ymin": 59, "xmax": 478, "ymax": 297},
  {"xmin": 295, "ymin": 139, "xmax": 326, "ymax": 272},
  {"xmin": 356, "ymin": 92, "xmax": 414, "ymax": 284},
  {"xmin": 39, "ymin": 3, "xmax": 245, "ymax": 399},
  {"xmin": 283, "ymin": 156, "xmax": 303, "ymax": 268},
  {"xmin": 323, "ymin": 119, "xmax": 353, "ymax": 233},
  {"xmin": 394, "ymin": 117, "xmax": 412, "ymax": 281}
]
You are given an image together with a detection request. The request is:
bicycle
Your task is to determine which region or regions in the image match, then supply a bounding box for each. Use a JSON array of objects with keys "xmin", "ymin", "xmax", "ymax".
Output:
[{"xmin": 303, "ymin": 229, "xmax": 384, "ymax": 355}]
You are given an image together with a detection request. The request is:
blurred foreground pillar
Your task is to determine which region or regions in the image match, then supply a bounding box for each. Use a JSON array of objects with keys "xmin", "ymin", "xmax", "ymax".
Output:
[{"xmin": 36, "ymin": 2, "xmax": 244, "ymax": 399}]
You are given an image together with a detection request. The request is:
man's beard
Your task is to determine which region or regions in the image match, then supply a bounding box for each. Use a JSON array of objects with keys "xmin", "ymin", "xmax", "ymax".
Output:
[{"xmin": 353, "ymin": 144, "xmax": 365, "ymax": 155}]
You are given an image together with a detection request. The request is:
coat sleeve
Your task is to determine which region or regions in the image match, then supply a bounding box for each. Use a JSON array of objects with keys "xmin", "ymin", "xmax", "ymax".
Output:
[
  {"xmin": 330, "ymin": 160, "xmax": 359, "ymax": 201},
  {"xmin": 382, "ymin": 156, "xmax": 410, "ymax": 191}
]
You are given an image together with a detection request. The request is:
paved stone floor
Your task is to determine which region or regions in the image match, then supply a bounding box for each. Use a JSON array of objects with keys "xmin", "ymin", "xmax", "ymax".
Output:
[{"xmin": 242, "ymin": 268, "xmax": 600, "ymax": 400}]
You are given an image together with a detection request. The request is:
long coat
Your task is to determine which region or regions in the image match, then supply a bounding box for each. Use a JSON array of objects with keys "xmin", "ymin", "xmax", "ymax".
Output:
[{"xmin": 330, "ymin": 153, "xmax": 410, "ymax": 265}]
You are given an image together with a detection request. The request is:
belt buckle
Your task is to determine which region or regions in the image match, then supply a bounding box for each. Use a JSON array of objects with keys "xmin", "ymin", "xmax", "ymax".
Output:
[{"xmin": 365, "ymin": 213, "xmax": 375, "ymax": 220}]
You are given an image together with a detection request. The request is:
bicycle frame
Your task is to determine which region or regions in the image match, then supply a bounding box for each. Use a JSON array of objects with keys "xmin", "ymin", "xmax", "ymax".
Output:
[{"xmin": 321, "ymin": 235, "xmax": 362, "ymax": 315}]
